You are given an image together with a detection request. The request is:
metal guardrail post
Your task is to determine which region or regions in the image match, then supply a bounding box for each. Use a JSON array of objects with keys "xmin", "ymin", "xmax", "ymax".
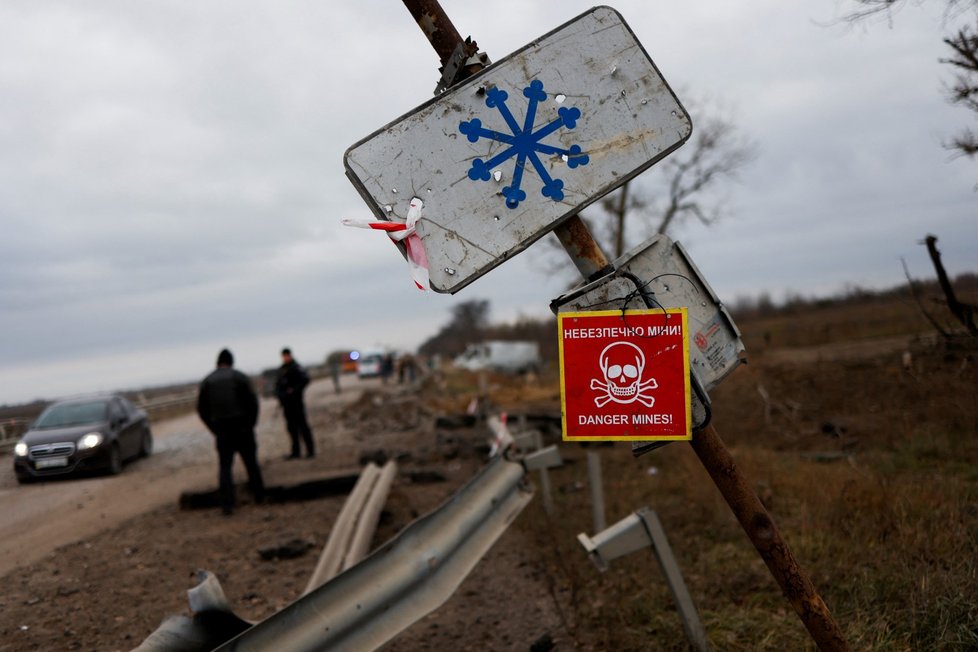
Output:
[
  {"xmin": 587, "ymin": 451, "xmax": 606, "ymax": 533},
  {"xmin": 578, "ymin": 508, "xmax": 710, "ymax": 652},
  {"xmin": 513, "ymin": 421, "xmax": 556, "ymax": 515},
  {"xmin": 532, "ymin": 430, "xmax": 554, "ymax": 515},
  {"xmin": 640, "ymin": 509, "xmax": 710, "ymax": 652},
  {"xmin": 134, "ymin": 389, "xmax": 199, "ymax": 421},
  {"xmin": 522, "ymin": 445, "xmax": 562, "ymax": 472}
]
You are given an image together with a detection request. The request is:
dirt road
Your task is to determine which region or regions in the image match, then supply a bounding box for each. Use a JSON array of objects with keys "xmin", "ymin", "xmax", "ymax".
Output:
[{"xmin": 0, "ymin": 376, "xmax": 368, "ymax": 578}]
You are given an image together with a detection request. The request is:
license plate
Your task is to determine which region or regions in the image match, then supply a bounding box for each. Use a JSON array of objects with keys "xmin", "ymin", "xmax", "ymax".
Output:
[{"xmin": 36, "ymin": 457, "xmax": 69, "ymax": 469}]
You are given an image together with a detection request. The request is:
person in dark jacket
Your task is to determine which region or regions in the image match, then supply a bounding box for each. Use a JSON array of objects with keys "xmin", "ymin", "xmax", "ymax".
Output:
[
  {"xmin": 275, "ymin": 347, "xmax": 315, "ymax": 459},
  {"xmin": 197, "ymin": 348, "xmax": 265, "ymax": 515}
]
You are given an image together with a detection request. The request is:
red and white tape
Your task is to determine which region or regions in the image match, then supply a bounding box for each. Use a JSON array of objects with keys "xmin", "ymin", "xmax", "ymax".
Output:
[
  {"xmin": 342, "ymin": 197, "xmax": 430, "ymax": 290},
  {"xmin": 487, "ymin": 412, "xmax": 514, "ymax": 458}
]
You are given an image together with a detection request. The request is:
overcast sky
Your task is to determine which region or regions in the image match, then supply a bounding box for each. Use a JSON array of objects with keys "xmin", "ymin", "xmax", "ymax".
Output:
[{"xmin": 1, "ymin": 1, "xmax": 975, "ymax": 405}]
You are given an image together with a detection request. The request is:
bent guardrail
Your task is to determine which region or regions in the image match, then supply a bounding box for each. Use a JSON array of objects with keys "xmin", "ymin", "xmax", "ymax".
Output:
[
  {"xmin": 303, "ymin": 460, "xmax": 397, "ymax": 595},
  {"xmin": 214, "ymin": 455, "xmax": 532, "ymax": 652}
]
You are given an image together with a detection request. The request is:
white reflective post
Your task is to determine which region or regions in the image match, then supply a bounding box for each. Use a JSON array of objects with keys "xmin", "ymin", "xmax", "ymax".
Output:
[
  {"xmin": 532, "ymin": 430, "xmax": 554, "ymax": 515},
  {"xmin": 587, "ymin": 451, "xmax": 606, "ymax": 533}
]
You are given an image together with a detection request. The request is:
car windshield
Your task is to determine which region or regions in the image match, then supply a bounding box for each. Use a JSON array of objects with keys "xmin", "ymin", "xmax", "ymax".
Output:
[{"xmin": 33, "ymin": 401, "xmax": 108, "ymax": 429}]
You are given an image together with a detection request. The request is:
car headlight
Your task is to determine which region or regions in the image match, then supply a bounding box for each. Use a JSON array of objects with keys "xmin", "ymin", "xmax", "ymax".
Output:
[
  {"xmin": 14, "ymin": 442, "xmax": 28, "ymax": 457},
  {"xmin": 78, "ymin": 432, "xmax": 104, "ymax": 450}
]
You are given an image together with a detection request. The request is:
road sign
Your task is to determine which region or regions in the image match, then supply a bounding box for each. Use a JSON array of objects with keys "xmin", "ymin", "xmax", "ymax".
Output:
[
  {"xmin": 559, "ymin": 309, "xmax": 691, "ymax": 442},
  {"xmin": 345, "ymin": 6, "xmax": 691, "ymax": 292}
]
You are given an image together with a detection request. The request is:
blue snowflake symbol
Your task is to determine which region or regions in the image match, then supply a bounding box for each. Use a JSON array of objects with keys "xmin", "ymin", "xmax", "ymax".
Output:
[{"xmin": 459, "ymin": 79, "xmax": 590, "ymax": 209}]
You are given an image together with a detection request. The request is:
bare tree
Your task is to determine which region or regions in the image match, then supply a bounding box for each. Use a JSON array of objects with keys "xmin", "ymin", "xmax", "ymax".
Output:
[
  {"xmin": 923, "ymin": 234, "xmax": 978, "ymax": 334},
  {"xmin": 842, "ymin": 0, "xmax": 976, "ymax": 23},
  {"xmin": 943, "ymin": 23, "xmax": 978, "ymax": 157},
  {"xmin": 449, "ymin": 299, "xmax": 490, "ymax": 334},
  {"xmin": 418, "ymin": 299, "xmax": 491, "ymax": 356},
  {"xmin": 545, "ymin": 97, "xmax": 757, "ymax": 270},
  {"xmin": 843, "ymin": 1, "xmax": 978, "ymax": 163},
  {"xmin": 646, "ymin": 108, "xmax": 758, "ymax": 237}
]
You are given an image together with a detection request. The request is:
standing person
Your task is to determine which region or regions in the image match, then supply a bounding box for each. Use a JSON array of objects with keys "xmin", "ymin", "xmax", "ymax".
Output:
[
  {"xmin": 276, "ymin": 347, "xmax": 315, "ymax": 459},
  {"xmin": 197, "ymin": 348, "xmax": 265, "ymax": 516},
  {"xmin": 329, "ymin": 355, "xmax": 341, "ymax": 394}
]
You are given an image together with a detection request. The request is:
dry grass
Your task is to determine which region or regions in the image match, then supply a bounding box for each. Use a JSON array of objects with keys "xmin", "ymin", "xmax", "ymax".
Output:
[{"xmin": 467, "ymin": 296, "xmax": 978, "ymax": 650}]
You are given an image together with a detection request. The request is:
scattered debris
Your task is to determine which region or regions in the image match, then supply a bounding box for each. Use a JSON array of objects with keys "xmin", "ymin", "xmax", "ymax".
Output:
[
  {"xmin": 407, "ymin": 470, "xmax": 447, "ymax": 484},
  {"xmin": 800, "ymin": 451, "xmax": 854, "ymax": 464},
  {"xmin": 133, "ymin": 570, "xmax": 251, "ymax": 652},
  {"xmin": 258, "ymin": 538, "xmax": 315, "ymax": 561},
  {"xmin": 820, "ymin": 421, "xmax": 848, "ymax": 438},
  {"xmin": 487, "ymin": 413, "xmax": 515, "ymax": 458},
  {"xmin": 560, "ymin": 480, "xmax": 586, "ymax": 494},
  {"xmin": 435, "ymin": 414, "xmax": 477, "ymax": 429},
  {"xmin": 531, "ymin": 632, "xmax": 556, "ymax": 652},
  {"xmin": 359, "ymin": 449, "xmax": 390, "ymax": 466},
  {"xmin": 179, "ymin": 473, "xmax": 360, "ymax": 510},
  {"xmin": 341, "ymin": 389, "xmax": 428, "ymax": 433},
  {"xmin": 757, "ymin": 384, "xmax": 802, "ymax": 423}
]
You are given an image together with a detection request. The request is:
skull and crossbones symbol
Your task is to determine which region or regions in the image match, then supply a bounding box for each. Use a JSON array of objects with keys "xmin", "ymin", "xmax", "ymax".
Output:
[{"xmin": 590, "ymin": 341, "xmax": 658, "ymax": 408}]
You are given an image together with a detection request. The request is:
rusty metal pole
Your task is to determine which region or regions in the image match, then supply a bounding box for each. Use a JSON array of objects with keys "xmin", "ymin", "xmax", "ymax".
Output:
[
  {"xmin": 402, "ymin": 0, "xmax": 465, "ymax": 67},
  {"xmin": 398, "ymin": 1, "xmax": 847, "ymax": 649},
  {"xmin": 691, "ymin": 425, "xmax": 848, "ymax": 650},
  {"xmin": 552, "ymin": 214, "xmax": 612, "ymax": 280}
]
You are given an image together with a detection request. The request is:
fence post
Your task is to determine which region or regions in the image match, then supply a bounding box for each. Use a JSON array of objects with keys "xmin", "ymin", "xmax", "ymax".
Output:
[
  {"xmin": 531, "ymin": 430, "xmax": 554, "ymax": 515},
  {"xmin": 587, "ymin": 451, "xmax": 606, "ymax": 533}
]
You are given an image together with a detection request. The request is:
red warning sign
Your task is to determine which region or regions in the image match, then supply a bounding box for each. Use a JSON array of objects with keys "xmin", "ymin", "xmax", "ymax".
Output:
[{"xmin": 558, "ymin": 309, "xmax": 691, "ymax": 441}]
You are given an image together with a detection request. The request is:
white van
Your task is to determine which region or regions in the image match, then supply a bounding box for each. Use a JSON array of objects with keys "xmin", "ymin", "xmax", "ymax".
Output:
[{"xmin": 453, "ymin": 341, "xmax": 541, "ymax": 374}]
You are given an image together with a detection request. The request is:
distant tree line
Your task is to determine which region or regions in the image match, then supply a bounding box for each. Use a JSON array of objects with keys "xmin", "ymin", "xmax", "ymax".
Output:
[
  {"xmin": 418, "ymin": 276, "xmax": 977, "ymax": 362},
  {"xmin": 729, "ymin": 272, "xmax": 978, "ymax": 321},
  {"xmin": 418, "ymin": 299, "xmax": 557, "ymax": 362}
]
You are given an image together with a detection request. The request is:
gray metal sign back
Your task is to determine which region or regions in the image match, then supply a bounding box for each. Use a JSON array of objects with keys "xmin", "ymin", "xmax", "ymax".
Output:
[
  {"xmin": 551, "ymin": 233, "xmax": 746, "ymax": 454},
  {"xmin": 345, "ymin": 6, "xmax": 691, "ymax": 293},
  {"xmin": 552, "ymin": 234, "xmax": 745, "ymax": 394}
]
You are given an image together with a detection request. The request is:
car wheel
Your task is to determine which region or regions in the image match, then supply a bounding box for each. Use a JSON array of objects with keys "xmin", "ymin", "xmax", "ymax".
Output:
[
  {"xmin": 107, "ymin": 443, "xmax": 123, "ymax": 475},
  {"xmin": 140, "ymin": 430, "xmax": 153, "ymax": 458},
  {"xmin": 16, "ymin": 474, "xmax": 33, "ymax": 485}
]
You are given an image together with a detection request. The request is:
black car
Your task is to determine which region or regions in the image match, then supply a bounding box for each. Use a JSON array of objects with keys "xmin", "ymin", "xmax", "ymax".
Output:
[{"xmin": 13, "ymin": 395, "xmax": 152, "ymax": 483}]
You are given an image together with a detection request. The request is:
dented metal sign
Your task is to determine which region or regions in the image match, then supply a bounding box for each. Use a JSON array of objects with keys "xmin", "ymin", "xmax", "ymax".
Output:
[
  {"xmin": 345, "ymin": 6, "xmax": 690, "ymax": 292},
  {"xmin": 552, "ymin": 234, "xmax": 745, "ymax": 393},
  {"xmin": 551, "ymin": 234, "xmax": 745, "ymax": 455}
]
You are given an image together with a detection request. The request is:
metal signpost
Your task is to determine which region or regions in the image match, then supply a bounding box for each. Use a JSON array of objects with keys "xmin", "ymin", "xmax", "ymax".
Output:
[
  {"xmin": 579, "ymin": 508, "xmax": 710, "ymax": 651},
  {"xmin": 358, "ymin": 1, "xmax": 849, "ymax": 649}
]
